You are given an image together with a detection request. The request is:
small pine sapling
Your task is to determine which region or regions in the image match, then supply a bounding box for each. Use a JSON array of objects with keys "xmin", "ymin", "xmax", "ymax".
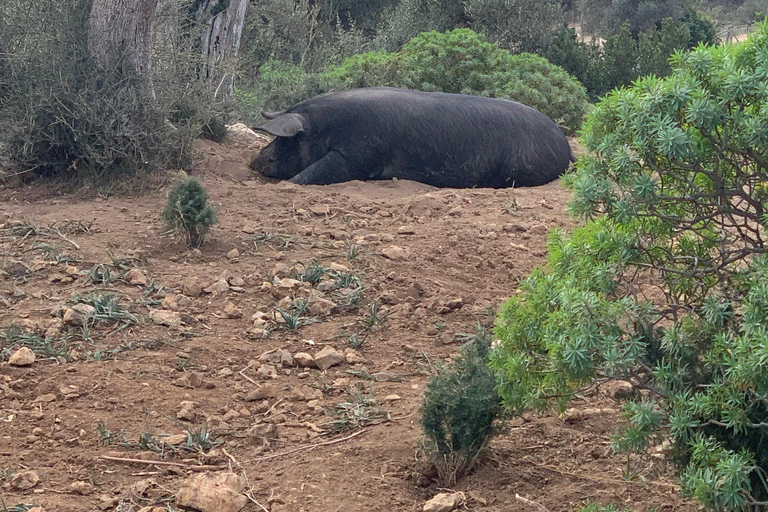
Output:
[{"xmin": 162, "ymin": 178, "xmax": 218, "ymax": 247}]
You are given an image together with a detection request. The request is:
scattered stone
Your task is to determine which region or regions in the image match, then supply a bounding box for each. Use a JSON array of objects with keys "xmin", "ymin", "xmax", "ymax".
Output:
[
  {"xmin": 310, "ymin": 204, "xmax": 331, "ymax": 215},
  {"xmin": 150, "ymin": 309, "xmax": 181, "ymax": 328},
  {"xmin": 397, "ymin": 226, "xmax": 416, "ymax": 235},
  {"xmin": 223, "ymin": 301, "xmax": 243, "ymax": 319},
  {"xmin": 9, "ymin": 347, "xmax": 35, "ymax": 366},
  {"xmin": 241, "ymin": 222, "xmax": 258, "ymax": 234},
  {"xmin": 271, "ymin": 278, "xmax": 304, "ymax": 298},
  {"xmin": 384, "ymin": 394, "xmax": 401, "ymax": 402},
  {"xmin": 247, "ymin": 423, "xmax": 279, "ymax": 444},
  {"xmin": 502, "ymin": 223, "xmax": 528, "ymax": 233},
  {"xmin": 175, "ymin": 472, "xmax": 248, "ymax": 512},
  {"xmin": 445, "ymin": 297, "xmax": 463, "ymax": 310},
  {"xmin": 70, "ymin": 481, "xmax": 93, "ymax": 495},
  {"xmin": 293, "ymin": 352, "xmax": 316, "ymax": 368},
  {"xmin": 182, "ymin": 278, "xmax": 203, "ymax": 297},
  {"xmin": 280, "ymin": 349, "xmax": 293, "ymax": 368},
  {"xmin": 423, "ymin": 492, "xmax": 462, "ymax": 512},
  {"xmin": 314, "ymin": 346, "xmax": 345, "ymax": 371},
  {"xmin": 163, "ymin": 434, "xmax": 188, "ymax": 446},
  {"xmin": 173, "ymin": 372, "xmax": 204, "ymax": 388},
  {"xmin": 328, "ymin": 262, "xmax": 351, "ymax": 272},
  {"xmin": 258, "ymin": 364, "xmax": 278, "ymax": 380},
  {"xmin": 10, "ymin": 470, "xmax": 39, "ymax": 490},
  {"xmin": 191, "ymin": 248, "xmax": 203, "ymax": 258},
  {"xmin": 125, "ymin": 268, "xmax": 148, "ymax": 286},
  {"xmin": 63, "ymin": 305, "xmax": 93, "ymax": 326},
  {"xmin": 226, "ymin": 123, "xmax": 263, "ymax": 147},
  {"xmin": 245, "ymin": 384, "xmax": 277, "ymax": 402},
  {"xmin": 528, "ymin": 223, "xmax": 549, "ymax": 235},
  {"xmin": 34, "ymin": 393, "xmax": 56, "ymax": 403},
  {"xmin": 177, "ymin": 401, "xmax": 198, "ymax": 421},
  {"xmin": 604, "ymin": 380, "xmax": 634, "ymax": 400},
  {"xmin": 204, "ymin": 279, "xmax": 230, "ymax": 295},
  {"xmin": 306, "ymin": 296, "xmax": 337, "ymax": 316},
  {"xmin": 226, "ymin": 248, "xmax": 240, "ymax": 260},
  {"xmin": 344, "ymin": 349, "xmax": 365, "ymax": 365},
  {"xmin": 59, "ymin": 385, "xmax": 80, "ymax": 399},
  {"xmin": 229, "ymin": 276, "xmax": 246, "ymax": 287},
  {"xmin": 219, "ymin": 368, "xmax": 234, "ymax": 377},
  {"xmin": 381, "ymin": 245, "xmax": 408, "ymax": 261},
  {"xmin": 161, "ymin": 296, "xmax": 179, "ymax": 311}
]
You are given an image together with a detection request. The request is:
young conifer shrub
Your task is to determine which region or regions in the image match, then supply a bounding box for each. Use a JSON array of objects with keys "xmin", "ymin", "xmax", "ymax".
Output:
[
  {"xmin": 421, "ymin": 328, "xmax": 502, "ymax": 486},
  {"xmin": 162, "ymin": 178, "xmax": 218, "ymax": 247}
]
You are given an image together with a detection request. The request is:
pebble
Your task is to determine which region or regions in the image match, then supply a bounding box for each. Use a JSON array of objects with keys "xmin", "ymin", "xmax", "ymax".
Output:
[{"xmin": 9, "ymin": 347, "xmax": 36, "ymax": 366}]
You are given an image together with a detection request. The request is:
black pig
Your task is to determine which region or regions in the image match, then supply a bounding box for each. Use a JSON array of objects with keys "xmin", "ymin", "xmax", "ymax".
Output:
[{"xmin": 251, "ymin": 87, "xmax": 573, "ymax": 188}]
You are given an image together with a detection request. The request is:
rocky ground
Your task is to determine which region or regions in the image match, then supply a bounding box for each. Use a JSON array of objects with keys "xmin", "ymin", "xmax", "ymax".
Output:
[{"xmin": 0, "ymin": 128, "xmax": 695, "ymax": 512}]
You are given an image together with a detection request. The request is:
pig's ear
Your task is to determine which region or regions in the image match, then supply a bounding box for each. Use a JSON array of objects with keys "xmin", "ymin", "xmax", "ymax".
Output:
[{"xmin": 255, "ymin": 113, "xmax": 305, "ymax": 137}]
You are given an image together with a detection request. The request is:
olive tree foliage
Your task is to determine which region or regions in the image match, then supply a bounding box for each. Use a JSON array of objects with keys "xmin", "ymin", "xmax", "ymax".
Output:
[
  {"xmin": 493, "ymin": 23, "xmax": 768, "ymax": 509},
  {"xmin": 464, "ymin": 0, "xmax": 563, "ymax": 53},
  {"xmin": 578, "ymin": 0, "xmax": 690, "ymax": 34},
  {"xmin": 0, "ymin": 0, "xmax": 226, "ymax": 184}
]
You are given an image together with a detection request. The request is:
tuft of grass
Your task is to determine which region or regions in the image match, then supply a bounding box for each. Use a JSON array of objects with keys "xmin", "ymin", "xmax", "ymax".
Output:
[
  {"xmin": 363, "ymin": 300, "xmax": 388, "ymax": 330},
  {"xmin": 321, "ymin": 384, "xmax": 390, "ymax": 435},
  {"xmin": 69, "ymin": 293, "xmax": 138, "ymax": 326},
  {"xmin": 344, "ymin": 333, "xmax": 365, "ymax": 350},
  {"xmin": 97, "ymin": 422, "xmax": 116, "ymax": 447},
  {"xmin": 0, "ymin": 326, "xmax": 71, "ymax": 362},
  {"xmin": 344, "ymin": 242, "xmax": 360, "ymax": 261},
  {"xmin": 292, "ymin": 262, "xmax": 326, "ymax": 285},
  {"xmin": 252, "ymin": 232, "xmax": 304, "ymax": 251}
]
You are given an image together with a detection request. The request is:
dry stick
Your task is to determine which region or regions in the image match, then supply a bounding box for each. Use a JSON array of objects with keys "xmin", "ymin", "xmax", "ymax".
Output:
[
  {"xmin": 249, "ymin": 428, "xmax": 368, "ymax": 463},
  {"xmin": 50, "ymin": 227, "xmax": 80, "ymax": 249},
  {"xmin": 239, "ymin": 362, "xmax": 257, "ymax": 385},
  {"xmin": 99, "ymin": 455, "xmax": 225, "ymax": 471},
  {"xmin": 527, "ymin": 460, "xmax": 679, "ymax": 489},
  {"xmin": 262, "ymin": 397, "xmax": 284, "ymax": 417},
  {"xmin": 515, "ymin": 494, "xmax": 550, "ymax": 512}
]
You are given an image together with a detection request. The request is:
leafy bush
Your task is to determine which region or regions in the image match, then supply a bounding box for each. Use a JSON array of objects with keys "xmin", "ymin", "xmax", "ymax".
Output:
[
  {"xmin": 200, "ymin": 116, "xmax": 228, "ymax": 144},
  {"xmin": 493, "ymin": 23, "xmax": 768, "ymax": 510},
  {"xmin": 162, "ymin": 178, "xmax": 218, "ymax": 247},
  {"xmin": 421, "ymin": 328, "xmax": 502, "ymax": 486},
  {"xmin": 323, "ymin": 29, "xmax": 589, "ymax": 134}
]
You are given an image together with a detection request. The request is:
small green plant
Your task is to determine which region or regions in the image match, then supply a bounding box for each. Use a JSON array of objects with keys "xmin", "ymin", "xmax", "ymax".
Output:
[
  {"xmin": 344, "ymin": 242, "xmax": 360, "ymax": 261},
  {"xmin": 344, "ymin": 333, "xmax": 365, "ymax": 350},
  {"xmin": 96, "ymin": 422, "xmax": 116, "ymax": 447},
  {"xmin": 322, "ymin": 384, "xmax": 390, "ymax": 434},
  {"xmin": 162, "ymin": 178, "xmax": 218, "ymax": 247},
  {"xmin": 69, "ymin": 293, "xmax": 137, "ymax": 326},
  {"xmin": 292, "ymin": 262, "xmax": 326, "ymax": 285},
  {"xmin": 421, "ymin": 327, "xmax": 502, "ymax": 486},
  {"xmin": 0, "ymin": 326, "xmax": 71, "ymax": 362},
  {"xmin": 363, "ymin": 300, "xmax": 388, "ymax": 330}
]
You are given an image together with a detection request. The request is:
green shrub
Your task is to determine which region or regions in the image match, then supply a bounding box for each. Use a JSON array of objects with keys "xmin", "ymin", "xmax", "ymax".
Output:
[
  {"xmin": 493, "ymin": 22, "xmax": 768, "ymax": 510},
  {"xmin": 421, "ymin": 327, "xmax": 502, "ymax": 486},
  {"xmin": 162, "ymin": 178, "xmax": 218, "ymax": 247},
  {"xmin": 322, "ymin": 50, "xmax": 400, "ymax": 89}
]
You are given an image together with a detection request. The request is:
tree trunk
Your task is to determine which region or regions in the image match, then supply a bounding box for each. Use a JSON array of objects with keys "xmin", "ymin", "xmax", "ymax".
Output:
[
  {"xmin": 196, "ymin": 0, "xmax": 248, "ymax": 100},
  {"xmin": 88, "ymin": 0, "xmax": 158, "ymax": 81}
]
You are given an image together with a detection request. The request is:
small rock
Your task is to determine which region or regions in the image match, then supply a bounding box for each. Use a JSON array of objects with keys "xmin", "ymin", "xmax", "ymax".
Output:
[
  {"xmin": 204, "ymin": 279, "xmax": 230, "ymax": 295},
  {"xmin": 502, "ymin": 223, "xmax": 528, "ymax": 233},
  {"xmin": 70, "ymin": 481, "xmax": 93, "ymax": 495},
  {"xmin": 177, "ymin": 401, "xmax": 198, "ymax": 421},
  {"xmin": 11, "ymin": 470, "xmax": 39, "ymax": 490},
  {"xmin": 229, "ymin": 276, "xmax": 246, "ymax": 287},
  {"xmin": 423, "ymin": 492, "xmax": 462, "ymax": 512},
  {"xmin": 245, "ymin": 384, "xmax": 277, "ymax": 401},
  {"xmin": 279, "ymin": 349, "xmax": 293, "ymax": 367},
  {"xmin": 125, "ymin": 268, "xmax": 148, "ymax": 286},
  {"xmin": 241, "ymin": 222, "xmax": 257, "ymax": 234},
  {"xmin": 604, "ymin": 380, "xmax": 635, "ymax": 400},
  {"xmin": 294, "ymin": 352, "xmax": 316, "ymax": 368},
  {"xmin": 161, "ymin": 296, "xmax": 179, "ymax": 311},
  {"xmin": 150, "ymin": 309, "xmax": 181, "ymax": 328},
  {"xmin": 344, "ymin": 349, "xmax": 365, "ymax": 365},
  {"xmin": 562, "ymin": 408, "xmax": 583, "ymax": 423},
  {"xmin": 258, "ymin": 364, "xmax": 278, "ymax": 380},
  {"xmin": 173, "ymin": 372, "xmax": 204, "ymax": 388},
  {"xmin": 328, "ymin": 262, "xmax": 351, "ymax": 272},
  {"xmin": 445, "ymin": 297, "xmax": 463, "ymax": 310},
  {"xmin": 163, "ymin": 434, "xmax": 189, "ymax": 446},
  {"xmin": 382, "ymin": 245, "xmax": 408, "ymax": 261},
  {"xmin": 34, "ymin": 393, "xmax": 57, "ymax": 403},
  {"xmin": 384, "ymin": 394, "xmax": 401, "ymax": 401},
  {"xmin": 247, "ymin": 423, "xmax": 279, "ymax": 444},
  {"xmin": 314, "ymin": 346, "xmax": 345, "ymax": 371},
  {"xmin": 310, "ymin": 204, "xmax": 331, "ymax": 215},
  {"xmin": 223, "ymin": 301, "xmax": 243, "ymax": 319},
  {"xmin": 182, "ymin": 278, "xmax": 203, "ymax": 297},
  {"xmin": 226, "ymin": 248, "xmax": 240, "ymax": 260},
  {"xmin": 397, "ymin": 226, "xmax": 416, "ymax": 235},
  {"xmin": 175, "ymin": 472, "xmax": 248, "ymax": 512},
  {"xmin": 306, "ymin": 296, "xmax": 337, "ymax": 316},
  {"xmin": 219, "ymin": 368, "xmax": 234, "ymax": 377},
  {"xmin": 9, "ymin": 347, "xmax": 35, "ymax": 366}
]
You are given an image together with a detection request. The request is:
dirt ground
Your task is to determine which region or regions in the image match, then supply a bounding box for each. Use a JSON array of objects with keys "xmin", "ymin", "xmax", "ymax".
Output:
[{"xmin": 0, "ymin": 133, "xmax": 696, "ymax": 512}]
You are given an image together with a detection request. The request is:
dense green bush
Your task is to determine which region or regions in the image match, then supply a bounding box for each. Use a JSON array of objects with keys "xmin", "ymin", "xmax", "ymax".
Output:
[
  {"xmin": 421, "ymin": 328, "xmax": 502, "ymax": 486},
  {"xmin": 323, "ymin": 29, "xmax": 589, "ymax": 134},
  {"xmin": 493, "ymin": 23, "xmax": 768, "ymax": 510},
  {"xmin": 162, "ymin": 178, "xmax": 218, "ymax": 247}
]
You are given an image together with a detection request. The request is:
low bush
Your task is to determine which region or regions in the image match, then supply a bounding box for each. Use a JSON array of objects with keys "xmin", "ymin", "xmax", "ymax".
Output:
[
  {"xmin": 421, "ymin": 327, "xmax": 502, "ymax": 486},
  {"xmin": 162, "ymin": 178, "xmax": 218, "ymax": 247}
]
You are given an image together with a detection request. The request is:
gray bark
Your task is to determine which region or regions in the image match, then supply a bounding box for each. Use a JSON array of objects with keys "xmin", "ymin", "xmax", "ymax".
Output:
[
  {"xmin": 88, "ymin": 0, "xmax": 158, "ymax": 79},
  {"xmin": 196, "ymin": 0, "xmax": 248, "ymax": 100}
]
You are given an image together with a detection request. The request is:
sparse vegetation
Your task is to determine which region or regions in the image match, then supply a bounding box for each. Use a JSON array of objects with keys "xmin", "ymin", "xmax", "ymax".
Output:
[
  {"xmin": 421, "ymin": 327, "xmax": 502, "ymax": 486},
  {"xmin": 161, "ymin": 178, "xmax": 218, "ymax": 247},
  {"xmin": 322, "ymin": 384, "xmax": 390, "ymax": 434}
]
